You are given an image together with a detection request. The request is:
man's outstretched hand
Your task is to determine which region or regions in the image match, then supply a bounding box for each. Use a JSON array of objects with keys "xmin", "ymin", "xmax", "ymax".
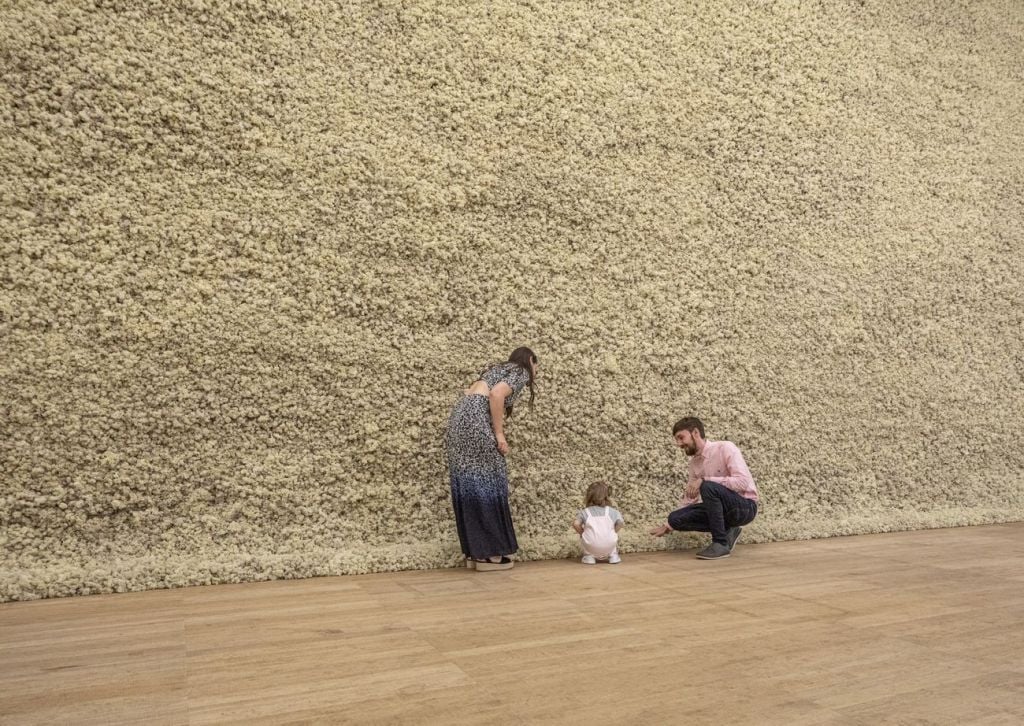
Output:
[{"xmin": 649, "ymin": 523, "xmax": 672, "ymax": 537}]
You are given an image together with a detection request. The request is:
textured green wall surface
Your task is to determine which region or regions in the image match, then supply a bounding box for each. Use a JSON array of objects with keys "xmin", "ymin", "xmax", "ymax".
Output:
[{"xmin": 2, "ymin": 1, "xmax": 1022, "ymax": 601}]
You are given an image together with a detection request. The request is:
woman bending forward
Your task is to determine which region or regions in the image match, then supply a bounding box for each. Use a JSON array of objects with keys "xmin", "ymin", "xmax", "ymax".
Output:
[{"xmin": 445, "ymin": 347, "xmax": 538, "ymax": 571}]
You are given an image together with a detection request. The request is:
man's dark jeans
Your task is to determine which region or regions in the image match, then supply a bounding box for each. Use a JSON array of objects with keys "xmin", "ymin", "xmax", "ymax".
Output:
[{"xmin": 667, "ymin": 480, "xmax": 758, "ymax": 545}]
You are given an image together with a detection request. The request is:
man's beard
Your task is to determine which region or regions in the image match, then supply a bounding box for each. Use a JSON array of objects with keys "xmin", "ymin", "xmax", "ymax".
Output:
[{"xmin": 685, "ymin": 444, "xmax": 697, "ymax": 455}]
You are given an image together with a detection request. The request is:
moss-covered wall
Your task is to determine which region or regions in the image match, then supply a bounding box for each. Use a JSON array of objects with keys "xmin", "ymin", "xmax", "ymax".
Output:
[{"xmin": 2, "ymin": 0, "xmax": 1022, "ymax": 601}]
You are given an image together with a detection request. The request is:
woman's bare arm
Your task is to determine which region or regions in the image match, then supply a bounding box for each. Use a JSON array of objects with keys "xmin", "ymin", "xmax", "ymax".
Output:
[{"xmin": 488, "ymin": 381, "xmax": 512, "ymax": 454}]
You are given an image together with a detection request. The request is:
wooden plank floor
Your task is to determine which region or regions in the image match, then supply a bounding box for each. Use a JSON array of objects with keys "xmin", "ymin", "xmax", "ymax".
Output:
[{"xmin": 2, "ymin": 523, "xmax": 1023, "ymax": 725}]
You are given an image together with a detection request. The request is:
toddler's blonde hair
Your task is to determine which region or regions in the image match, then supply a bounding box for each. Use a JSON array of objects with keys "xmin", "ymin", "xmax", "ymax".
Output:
[{"xmin": 584, "ymin": 482, "xmax": 615, "ymax": 508}]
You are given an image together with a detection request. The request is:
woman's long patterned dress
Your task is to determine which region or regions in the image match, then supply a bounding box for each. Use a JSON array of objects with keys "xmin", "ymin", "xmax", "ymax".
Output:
[{"xmin": 445, "ymin": 363, "xmax": 530, "ymax": 560}]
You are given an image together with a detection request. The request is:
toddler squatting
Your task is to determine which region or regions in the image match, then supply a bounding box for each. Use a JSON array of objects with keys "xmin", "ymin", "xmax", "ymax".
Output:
[{"xmin": 572, "ymin": 482, "xmax": 624, "ymax": 564}]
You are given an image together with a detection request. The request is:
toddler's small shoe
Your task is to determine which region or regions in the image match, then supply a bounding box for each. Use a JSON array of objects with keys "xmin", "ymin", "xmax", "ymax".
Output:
[
  {"xmin": 608, "ymin": 551, "xmax": 621, "ymax": 564},
  {"xmin": 581, "ymin": 554, "xmax": 597, "ymax": 565}
]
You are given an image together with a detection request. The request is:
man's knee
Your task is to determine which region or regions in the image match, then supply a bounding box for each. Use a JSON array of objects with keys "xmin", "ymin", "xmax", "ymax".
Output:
[
  {"xmin": 699, "ymin": 480, "xmax": 721, "ymax": 499},
  {"xmin": 668, "ymin": 506, "xmax": 706, "ymax": 533}
]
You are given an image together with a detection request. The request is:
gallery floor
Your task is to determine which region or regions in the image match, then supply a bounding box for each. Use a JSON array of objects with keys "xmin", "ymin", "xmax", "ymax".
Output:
[{"xmin": 2, "ymin": 523, "xmax": 1022, "ymax": 725}]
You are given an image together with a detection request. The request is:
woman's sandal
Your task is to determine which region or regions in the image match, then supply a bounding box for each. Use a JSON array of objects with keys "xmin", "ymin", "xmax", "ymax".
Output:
[{"xmin": 473, "ymin": 556, "xmax": 513, "ymax": 572}]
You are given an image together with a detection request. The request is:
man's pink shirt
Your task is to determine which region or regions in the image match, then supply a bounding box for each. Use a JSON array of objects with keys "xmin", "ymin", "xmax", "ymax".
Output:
[{"xmin": 679, "ymin": 440, "xmax": 758, "ymax": 507}]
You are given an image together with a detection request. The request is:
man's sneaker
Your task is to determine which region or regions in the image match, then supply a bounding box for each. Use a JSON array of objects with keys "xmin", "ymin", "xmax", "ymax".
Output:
[
  {"xmin": 581, "ymin": 554, "xmax": 597, "ymax": 565},
  {"xmin": 696, "ymin": 543, "xmax": 732, "ymax": 560},
  {"xmin": 608, "ymin": 551, "xmax": 621, "ymax": 564},
  {"xmin": 726, "ymin": 526, "xmax": 743, "ymax": 551}
]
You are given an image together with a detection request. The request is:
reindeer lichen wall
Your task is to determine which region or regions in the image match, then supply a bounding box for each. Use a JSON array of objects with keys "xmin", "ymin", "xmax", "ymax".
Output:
[{"xmin": 2, "ymin": 1, "xmax": 1022, "ymax": 601}]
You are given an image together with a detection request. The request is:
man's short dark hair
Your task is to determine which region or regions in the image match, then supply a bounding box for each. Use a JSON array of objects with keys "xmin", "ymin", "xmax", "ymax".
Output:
[{"xmin": 672, "ymin": 417, "xmax": 705, "ymax": 438}]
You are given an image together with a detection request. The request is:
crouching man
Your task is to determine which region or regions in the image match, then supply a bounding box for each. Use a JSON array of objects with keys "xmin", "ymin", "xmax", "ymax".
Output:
[{"xmin": 650, "ymin": 417, "xmax": 758, "ymax": 560}]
